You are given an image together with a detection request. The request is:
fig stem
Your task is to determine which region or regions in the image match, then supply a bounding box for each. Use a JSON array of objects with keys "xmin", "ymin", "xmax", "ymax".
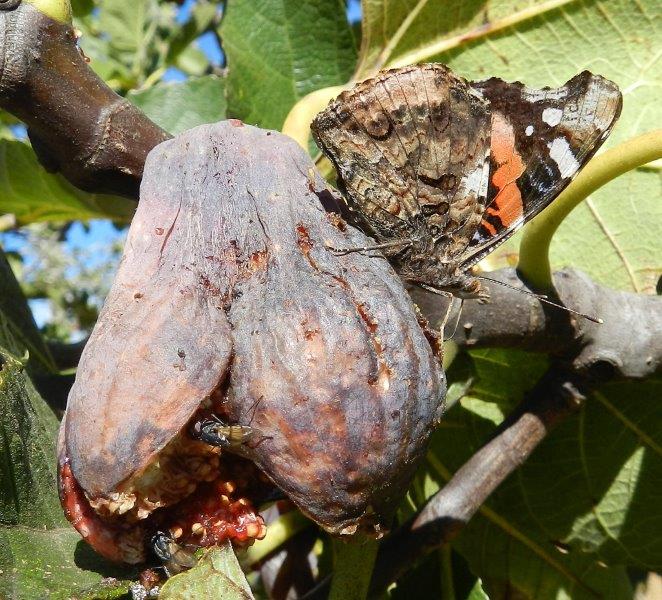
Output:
[{"xmin": 328, "ymin": 536, "xmax": 379, "ymax": 600}]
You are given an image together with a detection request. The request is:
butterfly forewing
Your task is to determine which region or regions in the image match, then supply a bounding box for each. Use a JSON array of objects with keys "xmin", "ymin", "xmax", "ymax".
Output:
[
  {"xmin": 462, "ymin": 71, "xmax": 622, "ymax": 267},
  {"xmin": 312, "ymin": 64, "xmax": 492, "ymax": 279}
]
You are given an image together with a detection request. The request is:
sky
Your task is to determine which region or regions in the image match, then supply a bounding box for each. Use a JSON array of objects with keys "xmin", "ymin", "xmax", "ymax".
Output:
[{"xmin": 3, "ymin": 0, "xmax": 362, "ymax": 329}]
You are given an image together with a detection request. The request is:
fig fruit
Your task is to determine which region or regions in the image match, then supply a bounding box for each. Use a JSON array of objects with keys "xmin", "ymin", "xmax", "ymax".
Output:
[{"xmin": 58, "ymin": 121, "xmax": 445, "ymax": 563}]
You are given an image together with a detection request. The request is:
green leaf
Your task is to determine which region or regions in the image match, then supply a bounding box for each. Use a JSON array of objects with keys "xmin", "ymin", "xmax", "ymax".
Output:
[
  {"xmin": 220, "ymin": 0, "xmax": 357, "ymax": 130},
  {"xmin": 548, "ymin": 169, "xmax": 661, "ymax": 293},
  {"xmin": 160, "ymin": 542, "xmax": 255, "ymax": 600},
  {"xmin": 128, "ymin": 76, "xmax": 227, "ymax": 135},
  {"xmin": 467, "ymin": 579, "xmax": 489, "ymax": 600},
  {"xmin": 0, "ymin": 353, "xmax": 60, "ymax": 528},
  {"xmin": 70, "ymin": 0, "xmax": 94, "ymax": 18},
  {"xmin": 419, "ymin": 349, "xmax": 661, "ymax": 599},
  {"xmin": 0, "ymin": 141, "xmax": 134, "ymax": 226},
  {"xmin": 0, "ymin": 353, "xmax": 133, "ymax": 599},
  {"xmin": 355, "ymin": 0, "xmax": 661, "ymax": 293},
  {"xmin": 97, "ymin": 0, "xmax": 152, "ymax": 57},
  {"xmin": 0, "ymin": 260, "xmax": 132, "ymax": 597},
  {"xmin": 95, "ymin": 0, "xmax": 179, "ymax": 88}
]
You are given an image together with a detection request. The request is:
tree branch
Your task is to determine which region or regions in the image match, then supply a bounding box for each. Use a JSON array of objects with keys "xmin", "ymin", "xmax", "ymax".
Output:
[
  {"xmin": 411, "ymin": 268, "xmax": 662, "ymax": 380},
  {"xmin": 0, "ymin": 2, "xmax": 169, "ymax": 198},
  {"xmin": 369, "ymin": 365, "xmax": 589, "ymax": 593}
]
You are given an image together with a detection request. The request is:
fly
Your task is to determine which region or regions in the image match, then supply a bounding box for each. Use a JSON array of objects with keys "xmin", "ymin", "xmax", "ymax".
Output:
[
  {"xmin": 194, "ymin": 415, "xmax": 254, "ymax": 448},
  {"xmin": 151, "ymin": 531, "xmax": 197, "ymax": 577}
]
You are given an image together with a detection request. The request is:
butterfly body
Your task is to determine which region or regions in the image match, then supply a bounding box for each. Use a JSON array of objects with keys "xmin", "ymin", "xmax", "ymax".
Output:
[{"xmin": 311, "ymin": 64, "xmax": 622, "ymax": 298}]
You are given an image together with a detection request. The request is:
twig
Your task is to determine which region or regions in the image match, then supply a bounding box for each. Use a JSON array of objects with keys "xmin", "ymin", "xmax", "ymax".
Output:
[
  {"xmin": 369, "ymin": 365, "xmax": 587, "ymax": 593},
  {"xmin": 411, "ymin": 268, "xmax": 662, "ymax": 380}
]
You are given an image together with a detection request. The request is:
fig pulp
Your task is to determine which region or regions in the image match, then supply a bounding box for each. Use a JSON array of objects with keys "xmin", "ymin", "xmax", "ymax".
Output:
[{"xmin": 58, "ymin": 121, "xmax": 446, "ymax": 563}]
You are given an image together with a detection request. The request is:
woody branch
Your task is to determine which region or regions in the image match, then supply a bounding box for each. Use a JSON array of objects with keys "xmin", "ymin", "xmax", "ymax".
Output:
[{"xmin": 0, "ymin": 2, "xmax": 168, "ymax": 198}]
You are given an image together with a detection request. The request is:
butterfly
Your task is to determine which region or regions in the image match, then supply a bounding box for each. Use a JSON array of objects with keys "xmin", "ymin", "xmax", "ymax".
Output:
[{"xmin": 311, "ymin": 64, "xmax": 622, "ymax": 301}]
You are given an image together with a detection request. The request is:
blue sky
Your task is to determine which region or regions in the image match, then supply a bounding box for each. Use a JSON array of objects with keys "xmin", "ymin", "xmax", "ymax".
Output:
[
  {"xmin": 76, "ymin": 0, "xmax": 361, "ymax": 249},
  {"xmin": 164, "ymin": 0, "xmax": 361, "ymax": 82}
]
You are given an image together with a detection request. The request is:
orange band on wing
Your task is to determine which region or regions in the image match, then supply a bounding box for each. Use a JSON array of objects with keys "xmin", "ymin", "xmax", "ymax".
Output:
[{"xmin": 485, "ymin": 112, "xmax": 526, "ymax": 229}]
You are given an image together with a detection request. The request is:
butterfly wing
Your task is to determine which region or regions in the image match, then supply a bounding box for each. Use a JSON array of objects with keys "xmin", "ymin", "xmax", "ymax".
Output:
[
  {"xmin": 311, "ymin": 64, "xmax": 492, "ymax": 256},
  {"xmin": 461, "ymin": 71, "xmax": 622, "ymax": 268}
]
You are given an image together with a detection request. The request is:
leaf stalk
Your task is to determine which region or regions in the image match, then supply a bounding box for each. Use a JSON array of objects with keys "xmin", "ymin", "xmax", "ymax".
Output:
[{"xmin": 518, "ymin": 129, "xmax": 662, "ymax": 291}]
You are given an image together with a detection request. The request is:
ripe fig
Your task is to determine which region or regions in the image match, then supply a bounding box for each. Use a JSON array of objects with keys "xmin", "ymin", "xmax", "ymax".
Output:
[{"xmin": 58, "ymin": 121, "xmax": 445, "ymax": 563}]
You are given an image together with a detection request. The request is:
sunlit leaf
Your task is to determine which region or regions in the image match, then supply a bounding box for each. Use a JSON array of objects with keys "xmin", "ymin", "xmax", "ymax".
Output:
[
  {"xmin": 220, "ymin": 0, "xmax": 357, "ymax": 130},
  {"xmin": 129, "ymin": 76, "xmax": 227, "ymax": 135},
  {"xmin": 160, "ymin": 542, "xmax": 254, "ymax": 600}
]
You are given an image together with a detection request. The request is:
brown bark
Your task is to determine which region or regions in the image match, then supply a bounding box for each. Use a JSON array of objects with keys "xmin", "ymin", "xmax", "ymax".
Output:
[{"xmin": 0, "ymin": 2, "xmax": 169, "ymax": 198}]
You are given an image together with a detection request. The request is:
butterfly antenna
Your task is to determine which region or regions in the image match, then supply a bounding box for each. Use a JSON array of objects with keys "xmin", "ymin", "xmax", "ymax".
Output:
[{"xmin": 477, "ymin": 275, "xmax": 603, "ymax": 324}]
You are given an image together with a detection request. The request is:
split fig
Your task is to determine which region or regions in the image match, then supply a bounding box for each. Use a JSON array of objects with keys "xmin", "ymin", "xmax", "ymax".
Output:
[{"xmin": 58, "ymin": 122, "xmax": 446, "ymax": 563}]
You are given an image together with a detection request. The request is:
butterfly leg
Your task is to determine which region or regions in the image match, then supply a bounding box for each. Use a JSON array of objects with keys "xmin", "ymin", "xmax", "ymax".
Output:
[
  {"xmin": 418, "ymin": 285, "xmax": 459, "ymax": 360},
  {"xmin": 325, "ymin": 237, "xmax": 418, "ymax": 256}
]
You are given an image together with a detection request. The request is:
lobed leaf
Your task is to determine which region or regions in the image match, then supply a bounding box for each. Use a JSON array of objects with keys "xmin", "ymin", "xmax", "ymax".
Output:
[
  {"xmin": 418, "ymin": 348, "xmax": 662, "ymax": 599},
  {"xmin": 128, "ymin": 75, "xmax": 227, "ymax": 135}
]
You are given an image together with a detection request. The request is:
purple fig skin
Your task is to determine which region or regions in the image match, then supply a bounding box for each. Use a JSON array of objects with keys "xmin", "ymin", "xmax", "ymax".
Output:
[{"xmin": 61, "ymin": 120, "xmax": 445, "ymax": 538}]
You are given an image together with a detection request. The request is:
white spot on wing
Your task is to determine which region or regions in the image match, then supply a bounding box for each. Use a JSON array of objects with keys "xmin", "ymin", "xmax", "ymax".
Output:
[
  {"xmin": 464, "ymin": 165, "xmax": 484, "ymax": 194},
  {"xmin": 546, "ymin": 137, "xmax": 580, "ymax": 177},
  {"xmin": 525, "ymin": 125, "xmax": 534, "ymax": 136},
  {"xmin": 542, "ymin": 107, "xmax": 563, "ymax": 127},
  {"xmin": 479, "ymin": 153, "xmax": 490, "ymax": 198},
  {"xmin": 463, "ymin": 153, "xmax": 490, "ymax": 199},
  {"xmin": 523, "ymin": 88, "xmax": 568, "ymax": 102}
]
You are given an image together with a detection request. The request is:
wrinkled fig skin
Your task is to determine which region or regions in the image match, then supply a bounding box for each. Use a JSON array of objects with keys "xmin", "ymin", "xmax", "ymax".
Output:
[{"xmin": 60, "ymin": 121, "xmax": 445, "ymax": 541}]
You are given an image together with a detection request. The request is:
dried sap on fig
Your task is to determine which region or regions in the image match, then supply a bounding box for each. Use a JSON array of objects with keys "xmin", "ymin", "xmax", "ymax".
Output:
[{"xmin": 58, "ymin": 122, "xmax": 445, "ymax": 563}]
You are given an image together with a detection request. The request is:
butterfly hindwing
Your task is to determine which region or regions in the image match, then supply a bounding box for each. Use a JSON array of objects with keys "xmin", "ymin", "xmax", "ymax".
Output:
[
  {"xmin": 462, "ymin": 71, "xmax": 623, "ymax": 267},
  {"xmin": 311, "ymin": 64, "xmax": 492, "ymax": 261}
]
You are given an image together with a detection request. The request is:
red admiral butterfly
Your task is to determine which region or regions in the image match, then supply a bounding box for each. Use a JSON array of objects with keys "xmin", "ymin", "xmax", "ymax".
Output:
[{"xmin": 311, "ymin": 64, "xmax": 622, "ymax": 301}]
